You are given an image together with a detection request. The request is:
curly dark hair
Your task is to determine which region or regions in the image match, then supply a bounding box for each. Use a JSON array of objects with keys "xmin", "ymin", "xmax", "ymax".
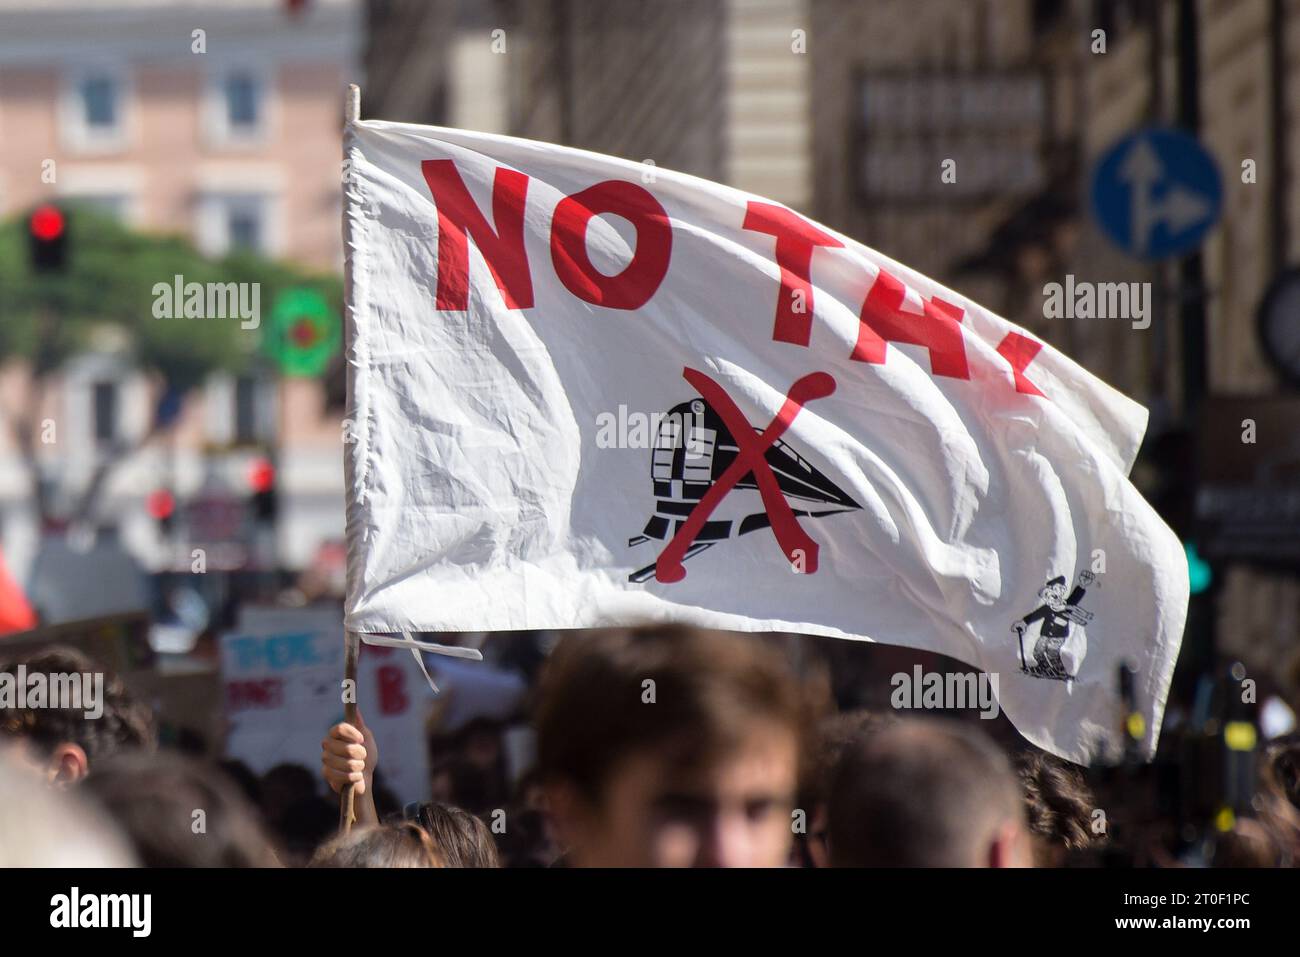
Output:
[
  {"xmin": 1262, "ymin": 732, "xmax": 1300, "ymax": 811},
  {"xmin": 1015, "ymin": 748, "xmax": 1099, "ymax": 853},
  {"xmin": 0, "ymin": 646, "xmax": 154, "ymax": 763}
]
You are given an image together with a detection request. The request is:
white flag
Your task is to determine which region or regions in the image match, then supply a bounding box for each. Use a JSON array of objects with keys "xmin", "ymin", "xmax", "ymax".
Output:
[{"xmin": 342, "ymin": 120, "xmax": 1188, "ymax": 764}]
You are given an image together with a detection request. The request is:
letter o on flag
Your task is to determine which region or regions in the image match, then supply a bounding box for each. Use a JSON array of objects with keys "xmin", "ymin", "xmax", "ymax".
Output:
[{"xmin": 550, "ymin": 181, "xmax": 672, "ymax": 310}]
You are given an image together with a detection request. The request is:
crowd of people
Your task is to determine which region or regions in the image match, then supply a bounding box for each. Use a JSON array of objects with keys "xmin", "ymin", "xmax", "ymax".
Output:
[{"xmin": 2, "ymin": 628, "xmax": 1299, "ymax": 868}]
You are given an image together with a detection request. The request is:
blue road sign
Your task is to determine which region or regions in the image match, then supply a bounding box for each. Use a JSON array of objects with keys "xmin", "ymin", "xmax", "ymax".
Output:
[{"xmin": 1090, "ymin": 127, "xmax": 1222, "ymax": 260}]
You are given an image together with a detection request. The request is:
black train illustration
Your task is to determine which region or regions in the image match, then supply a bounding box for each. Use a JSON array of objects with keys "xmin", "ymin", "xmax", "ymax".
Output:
[{"xmin": 628, "ymin": 398, "xmax": 861, "ymax": 582}]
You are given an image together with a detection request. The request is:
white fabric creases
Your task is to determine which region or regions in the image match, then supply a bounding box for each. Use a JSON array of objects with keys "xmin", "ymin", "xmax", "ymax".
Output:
[{"xmin": 342, "ymin": 119, "xmax": 1187, "ymax": 764}]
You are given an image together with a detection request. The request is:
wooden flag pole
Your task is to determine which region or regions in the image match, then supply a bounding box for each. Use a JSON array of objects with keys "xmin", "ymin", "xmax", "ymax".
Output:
[
  {"xmin": 339, "ymin": 630, "xmax": 360, "ymax": 832},
  {"xmin": 339, "ymin": 83, "xmax": 362, "ymax": 834},
  {"xmin": 345, "ymin": 83, "xmax": 360, "ymax": 126}
]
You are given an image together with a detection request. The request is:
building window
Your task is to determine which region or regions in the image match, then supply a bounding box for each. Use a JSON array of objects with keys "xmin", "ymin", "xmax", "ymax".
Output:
[
  {"xmin": 80, "ymin": 75, "xmax": 118, "ymax": 129},
  {"xmin": 225, "ymin": 72, "xmax": 261, "ymax": 131},
  {"xmin": 234, "ymin": 376, "xmax": 259, "ymax": 445},
  {"xmin": 93, "ymin": 381, "xmax": 118, "ymax": 444},
  {"xmin": 198, "ymin": 193, "xmax": 272, "ymax": 257},
  {"xmin": 228, "ymin": 202, "xmax": 263, "ymax": 252},
  {"xmin": 205, "ymin": 66, "xmax": 271, "ymax": 146},
  {"xmin": 63, "ymin": 66, "xmax": 130, "ymax": 153}
]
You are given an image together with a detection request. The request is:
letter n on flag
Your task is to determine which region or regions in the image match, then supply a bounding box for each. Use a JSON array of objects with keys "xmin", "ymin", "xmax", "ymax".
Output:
[{"xmin": 341, "ymin": 120, "xmax": 1188, "ymax": 765}]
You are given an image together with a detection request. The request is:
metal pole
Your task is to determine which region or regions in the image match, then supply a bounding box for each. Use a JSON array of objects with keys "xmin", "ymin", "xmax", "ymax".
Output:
[
  {"xmin": 1177, "ymin": 0, "xmax": 1207, "ymax": 417},
  {"xmin": 1148, "ymin": 0, "xmax": 1171, "ymax": 406},
  {"xmin": 339, "ymin": 83, "xmax": 361, "ymax": 834},
  {"xmin": 1175, "ymin": 1, "xmax": 1217, "ymax": 674},
  {"xmin": 1271, "ymin": 0, "xmax": 1289, "ymax": 271}
]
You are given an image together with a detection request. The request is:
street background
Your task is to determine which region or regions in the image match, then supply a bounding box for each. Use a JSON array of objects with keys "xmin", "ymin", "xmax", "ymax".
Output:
[{"xmin": 0, "ymin": 0, "xmax": 1296, "ymax": 865}]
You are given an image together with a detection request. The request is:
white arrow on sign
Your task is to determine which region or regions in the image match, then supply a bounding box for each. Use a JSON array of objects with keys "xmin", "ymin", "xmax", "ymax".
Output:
[{"xmin": 1118, "ymin": 136, "xmax": 1212, "ymax": 255}]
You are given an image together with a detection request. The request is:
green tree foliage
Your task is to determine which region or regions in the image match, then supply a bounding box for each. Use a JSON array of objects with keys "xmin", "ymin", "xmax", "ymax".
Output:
[
  {"xmin": 0, "ymin": 204, "xmax": 343, "ymax": 521},
  {"xmin": 0, "ymin": 204, "xmax": 342, "ymax": 391}
]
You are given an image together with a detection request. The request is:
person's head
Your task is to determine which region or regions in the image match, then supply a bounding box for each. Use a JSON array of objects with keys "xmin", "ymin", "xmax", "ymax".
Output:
[
  {"xmin": 84, "ymin": 749, "xmax": 279, "ymax": 867},
  {"xmin": 218, "ymin": 758, "xmax": 263, "ymax": 807},
  {"xmin": 827, "ymin": 718, "xmax": 1031, "ymax": 867},
  {"xmin": 409, "ymin": 801, "xmax": 501, "ymax": 867},
  {"xmin": 0, "ymin": 646, "xmax": 153, "ymax": 787},
  {"xmin": 0, "ymin": 745, "xmax": 136, "ymax": 867},
  {"xmin": 275, "ymin": 795, "xmax": 342, "ymax": 867},
  {"xmin": 796, "ymin": 710, "xmax": 897, "ymax": 867},
  {"xmin": 260, "ymin": 762, "xmax": 319, "ymax": 822},
  {"xmin": 1014, "ymin": 749, "xmax": 1099, "ymax": 866},
  {"xmin": 514, "ymin": 767, "xmax": 547, "ymax": 812},
  {"xmin": 1040, "ymin": 577, "xmax": 1068, "ymax": 610},
  {"xmin": 1263, "ymin": 732, "xmax": 1300, "ymax": 811},
  {"xmin": 310, "ymin": 822, "xmax": 441, "ymax": 868},
  {"xmin": 1232, "ymin": 733, "xmax": 1300, "ymax": 867},
  {"xmin": 456, "ymin": 718, "xmax": 504, "ymax": 770},
  {"xmin": 496, "ymin": 807, "xmax": 558, "ymax": 867},
  {"xmin": 535, "ymin": 625, "xmax": 811, "ymax": 867}
]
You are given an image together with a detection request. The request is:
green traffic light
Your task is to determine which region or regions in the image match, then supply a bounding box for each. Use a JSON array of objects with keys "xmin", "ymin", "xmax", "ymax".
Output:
[
  {"xmin": 264, "ymin": 287, "xmax": 340, "ymax": 377},
  {"xmin": 1185, "ymin": 542, "xmax": 1212, "ymax": 595}
]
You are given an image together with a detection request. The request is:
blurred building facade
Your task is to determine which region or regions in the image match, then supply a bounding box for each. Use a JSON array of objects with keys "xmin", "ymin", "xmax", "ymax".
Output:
[
  {"xmin": 0, "ymin": 0, "xmax": 361, "ymax": 607},
  {"xmin": 0, "ymin": 0, "xmax": 355, "ymax": 267},
  {"xmin": 368, "ymin": 0, "xmax": 811, "ymax": 207},
  {"xmin": 0, "ymin": 0, "xmax": 1291, "ymax": 686}
]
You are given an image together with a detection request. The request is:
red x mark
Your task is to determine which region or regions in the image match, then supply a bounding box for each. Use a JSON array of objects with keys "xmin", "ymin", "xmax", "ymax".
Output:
[
  {"xmin": 655, "ymin": 368, "xmax": 837, "ymax": 583},
  {"xmin": 995, "ymin": 331, "xmax": 1045, "ymax": 397}
]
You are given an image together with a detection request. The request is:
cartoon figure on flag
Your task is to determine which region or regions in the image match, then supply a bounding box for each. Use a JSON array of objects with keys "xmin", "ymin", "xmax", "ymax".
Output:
[{"xmin": 1013, "ymin": 570, "xmax": 1096, "ymax": 681}]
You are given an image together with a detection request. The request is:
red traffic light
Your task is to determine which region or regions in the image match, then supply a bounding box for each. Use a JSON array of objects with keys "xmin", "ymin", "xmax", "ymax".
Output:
[
  {"xmin": 248, "ymin": 458, "xmax": 276, "ymax": 493},
  {"xmin": 146, "ymin": 489, "xmax": 176, "ymax": 521},
  {"xmin": 29, "ymin": 205, "xmax": 65, "ymax": 242}
]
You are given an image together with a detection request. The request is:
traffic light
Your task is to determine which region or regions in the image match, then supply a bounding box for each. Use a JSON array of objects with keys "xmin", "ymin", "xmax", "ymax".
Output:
[
  {"xmin": 1185, "ymin": 541, "xmax": 1213, "ymax": 595},
  {"xmin": 249, "ymin": 458, "xmax": 278, "ymax": 524},
  {"xmin": 147, "ymin": 488, "xmax": 176, "ymax": 537},
  {"xmin": 28, "ymin": 205, "xmax": 68, "ymax": 273}
]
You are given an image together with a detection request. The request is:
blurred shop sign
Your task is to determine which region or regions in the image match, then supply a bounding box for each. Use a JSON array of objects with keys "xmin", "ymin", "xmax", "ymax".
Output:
[
  {"xmin": 220, "ymin": 605, "xmax": 434, "ymax": 804},
  {"xmin": 858, "ymin": 70, "xmax": 1047, "ymax": 203},
  {"xmin": 1196, "ymin": 397, "xmax": 1300, "ymax": 562}
]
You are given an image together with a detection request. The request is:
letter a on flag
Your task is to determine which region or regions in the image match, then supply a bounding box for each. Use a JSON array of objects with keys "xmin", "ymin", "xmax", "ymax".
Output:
[{"xmin": 342, "ymin": 119, "xmax": 1188, "ymax": 765}]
